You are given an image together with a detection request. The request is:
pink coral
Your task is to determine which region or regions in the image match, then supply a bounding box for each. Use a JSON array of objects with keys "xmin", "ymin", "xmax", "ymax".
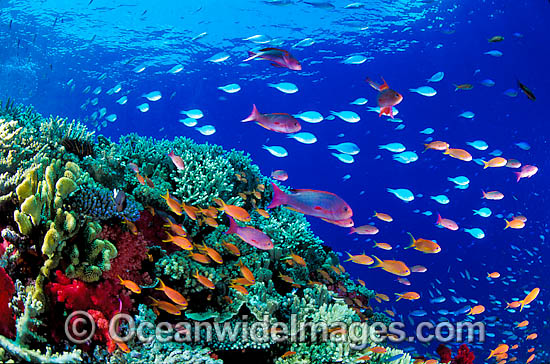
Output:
[
  {"xmin": 99, "ymin": 224, "xmax": 151, "ymax": 285},
  {"xmin": 0, "ymin": 267, "xmax": 15, "ymax": 338}
]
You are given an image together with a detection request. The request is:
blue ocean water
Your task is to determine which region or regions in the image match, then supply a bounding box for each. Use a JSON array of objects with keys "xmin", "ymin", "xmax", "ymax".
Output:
[{"xmin": 1, "ymin": 0, "xmax": 548, "ymax": 361}]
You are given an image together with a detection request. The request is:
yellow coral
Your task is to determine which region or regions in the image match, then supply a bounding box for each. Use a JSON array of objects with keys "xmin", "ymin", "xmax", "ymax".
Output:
[
  {"xmin": 16, "ymin": 177, "xmax": 33, "ymax": 203},
  {"xmin": 21, "ymin": 195, "xmax": 42, "ymax": 226},
  {"xmin": 42, "ymin": 227, "xmax": 60, "ymax": 257},
  {"xmin": 64, "ymin": 211, "xmax": 77, "ymax": 233},
  {"xmin": 55, "ymin": 177, "xmax": 77, "ymax": 199},
  {"xmin": 14, "ymin": 210, "xmax": 32, "ymax": 235}
]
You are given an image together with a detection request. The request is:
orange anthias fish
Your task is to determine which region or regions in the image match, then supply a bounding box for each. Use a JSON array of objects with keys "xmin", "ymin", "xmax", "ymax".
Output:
[
  {"xmin": 289, "ymin": 253, "xmax": 307, "ymax": 266},
  {"xmin": 371, "ymin": 256, "xmax": 411, "ymax": 276},
  {"xmin": 482, "ymin": 190, "xmax": 504, "ymax": 200},
  {"xmin": 149, "ymin": 297, "xmax": 184, "ymax": 315},
  {"xmin": 487, "ymin": 344, "xmax": 509, "ymax": 360},
  {"xmin": 375, "ymin": 293, "xmax": 390, "ymax": 301},
  {"xmin": 156, "ymin": 279, "xmax": 188, "ymax": 307},
  {"xmin": 160, "ymin": 190, "xmax": 182, "ymax": 215},
  {"xmin": 520, "ymin": 288, "xmax": 540, "ymax": 311},
  {"xmin": 214, "ymin": 198, "xmax": 251, "ymax": 222},
  {"xmin": 163, "ymin": 233, "xmax": 193, "ymax": 250},
  {"xmin": 526, "ymin": 333, "xmax": 537, "ymax": 340},
  {"xmin": 406, "ymin": 233, "xmax": 441, "ymax": 253},
  {"xmin": 193, "ymin": 270, "xmax": 215, "ymax": 289},
  {"xmin": 164, "ymin": 219, "xmax": 187, "ymax": 236},
  {"xmin": 349, "ymin": 224, "xmax": 379, "ymax": 235},
  {"xmin": 237, "ymin": 260, "xmax": 256, "ymax": 284},
  {"xmin": 345, "ymin": 252, "xmax": 374, "ymax": 265},
  {"xmin": 504, "ymin": 218, "xmax": 525, "ymax": 230},
  {"xmin": 444, "ymin": 147, "xmax": 472, "ymax": 161},
  {"xmin": 230, "ymin": 284, "xmax": 249, "ymax": 295},
  {"xmin": 118, "ymin": 276, "xmax": 141, "ymax": 294},
  {"xmin": 516, "ymin": 320, "xmax": 529, "ymax": 328},
  {"xmin": 424, "ymin": 141, "xmax": 449, "ymax": 151},
  {"xmin": 374, "ymin": 211, "xmax": 393, "ymax": 222},
  {"xmin": 487, "ymin": 272, "xmax": 500, "ymax": 278},
  {"xmin": 200, "ymin": 243, "xmax": 223, "ymax": 264},
  {"xmin": 483, "ymin": 157, "xmax": 507, "ymax": 169},
  {"xmin": 373, "ymin": 241, "xmax": 392, "ymax": 250},
  {"xmin": 395, "ymin": 291, "xmax": 420, "ymax": 301},
  {"xmin": 222, "ymin": 241, "xmax": 241, "ymax": 256},
  {"xmin": 466, "ymin": 305, "xmax": 485, "ymax": 315},
  {"xmin": 365, "ymin": 77, "xmax": 403, "ymax": 118},
  {"xmin": 454, "ymin": 83, "xmax": 474, "ymax": 91}
]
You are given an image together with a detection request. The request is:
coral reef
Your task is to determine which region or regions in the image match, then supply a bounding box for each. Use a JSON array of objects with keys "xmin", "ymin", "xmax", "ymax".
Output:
[{"xmin": 0, "ymin": 102, "xmax": 407, "ymax": 364}]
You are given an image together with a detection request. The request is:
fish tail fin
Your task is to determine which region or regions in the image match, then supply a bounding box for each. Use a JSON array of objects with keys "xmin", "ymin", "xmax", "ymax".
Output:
[
  {"xmin": 481, "ymin": 190, "xmax": 486, "ymax": 199},
  {"xmin": 225, "ymin": 216, "xmax": 239, "ymax": 235},
  {"xmin": 365, "ymin": 77, "xmax": 381, "ymax": 91},
  {"xmin": 213, "ymin": 198, "xmax": 224, "ymax": 207},
  {"xmin": 395, "ymin": 293, "xmax": 402, "ymax": 301},
  {"xmin": 514, "ymin": 171, "xmax": 521, "ymax": 182},
  {"xmin": 504, "ymin": 219, "xmax": 510, "ymax": 229},
  {"xmin": 161, "ymin": 233, "xmax": 173, "ymax": 243},
  {"xmin": 243, "ymin": 51, "xmax": 258, "ymax": 62},
  {"xmin": 156, "ymin": 278, "xmax": 165, "ymax": 291},
  {"xmin": 348, "ymin": 227, "xmax": 355, "ymax": 235},
  {"xmin": 370, "ymin": 255, "xmax": 383, "ymax": 268},
  {"xmin": 519, "ymin": 300, "xmax": 525, "ymax": 312},
  {"xmin": 482, "ymin": 160, "xmax": 490, "ymax": 169},
  {"xmin": 345, "ymin": 252, "xmax": 353, "ymax": 262},
  {"xmin": 373, "ymin": 241, "xmax": 378, "ymax": 248},
  {"xmin": 422, "ymin": 144, "xmax": 429, "ymax": 153},
  {"xmin": 453, "ymin": 84, "xmax": 458, "ymax": 91},
  {"xmin": 242, "ymin": 104, "xmax": 260, "ymax": 122},
  {"xmin": 436, "ymin": 214, "xmax": 442, "ymax": 226},
  {"xmin": 473, "ymin": 209, "xmax": 479, "ymax": 216},
  {"xmin": 267, "ymin": 182, "xmax": 286, "ymax": 209},
  {"xmin": 443, "ymin": 148, "xmax": 450, "ymax": 155},
  {"xmin": 117, "ymin": 275, "xmax": 124, "ymax": 283},
  {"xmin": 406, "ymin": 232, "xmax": 415, "ymax": 249}
]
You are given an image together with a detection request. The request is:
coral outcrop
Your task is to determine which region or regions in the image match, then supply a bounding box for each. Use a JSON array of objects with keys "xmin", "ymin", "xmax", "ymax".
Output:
[{"xmin": 0, "ymin": 102, "xmax": 411, "ymax": 364}]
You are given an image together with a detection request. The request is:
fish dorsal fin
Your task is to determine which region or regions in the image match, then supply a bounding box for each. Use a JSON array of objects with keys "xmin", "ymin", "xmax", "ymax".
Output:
[
  {"xmin": 379, "ymin": 77, "xmax": 389, "ymax": 90},
  {"xmin": 260, "ymin": 47, "xmax": 287, "ymax": 55}
]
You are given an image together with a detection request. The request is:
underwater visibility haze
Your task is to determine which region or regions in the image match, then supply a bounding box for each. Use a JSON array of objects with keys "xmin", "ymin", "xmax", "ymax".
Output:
[{"xmin": 0, "ymin": 0, "xmax": 548, "ymax": 363}]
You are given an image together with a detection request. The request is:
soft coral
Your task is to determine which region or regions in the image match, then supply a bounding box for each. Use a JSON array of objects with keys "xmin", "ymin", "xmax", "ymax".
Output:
[
  {"xmin": 437, "ymin": 344, "xmax": 475, "ymax": 364},
  {"xmin": 47, "ymin": 270, "xmax": 132, "ymax": 352},
  {"xmin": 0, "ymin": 267, "xmax": 15, "ymax": 338}
]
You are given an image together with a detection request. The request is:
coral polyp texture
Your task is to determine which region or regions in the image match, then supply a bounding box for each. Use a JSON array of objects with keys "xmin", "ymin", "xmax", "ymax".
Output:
[{"xmin": 0, "ymin": 102, "xmax": 404, "ymax": 364}]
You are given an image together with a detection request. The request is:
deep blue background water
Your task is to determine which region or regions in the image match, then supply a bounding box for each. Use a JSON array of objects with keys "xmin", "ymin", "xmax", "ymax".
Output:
[{"xmin": 1, "ymin": 0, "xmax": 548, "ymax": 360}]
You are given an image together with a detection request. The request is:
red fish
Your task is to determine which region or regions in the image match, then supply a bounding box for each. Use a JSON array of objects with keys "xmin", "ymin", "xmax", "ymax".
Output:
[
  {"xmin": 225, "ymin": 216, "xmax": 274, "ymax": 250},
  {"xmin": 514, "ymin": 165, "xmax": 538, "ymax": 182},
  {"xmin": 167, "ymin": 150, "xmax": 185, "ymax": 170},
  {"xmin": 242, "ymin": 104, "xmax": 301, "ymax": 133},
  {"xmin": 271, "ymin": 169, "xmax": 288, "ymax": 181},
  {"xmin": 322, "ymin": 217, "xmax": 354, "ymax": 227},
  {"xmin": 365, "ymin": 77, "xmax": 403, "ymax": 118},
  {"xmin": 436, "ymin": 214, "xmax": 459, "ymax": 231},
  {"xmin": 268, "ymin": 182, "xmax": 352, "ymax": 221},
  {"xmin": 243, "ymin": 48, "xmax": 301, "ymax": 70}
]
